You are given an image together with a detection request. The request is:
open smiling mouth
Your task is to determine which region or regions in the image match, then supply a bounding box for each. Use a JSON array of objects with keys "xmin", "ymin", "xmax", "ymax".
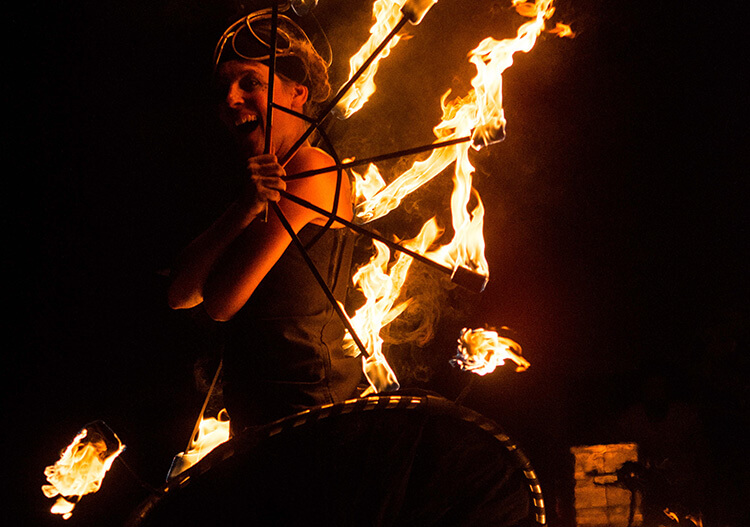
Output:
[{"xmin": 235, "ymin": 115, "xmax": 261, "ymax": 134}]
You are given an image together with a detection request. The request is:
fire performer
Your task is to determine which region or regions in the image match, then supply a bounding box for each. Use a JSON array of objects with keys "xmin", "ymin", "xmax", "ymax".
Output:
[
  {"xmin": 167, "ymin": 10, "xmax": 363, "ymax": 430},
  {"xmin": 129, "ymin": 6, "xmax": 542, "ymax": 525}
]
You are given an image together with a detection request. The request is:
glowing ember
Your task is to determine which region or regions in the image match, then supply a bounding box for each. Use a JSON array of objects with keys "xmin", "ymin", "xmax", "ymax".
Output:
[
  {"xmin": 451, "ymin": 328, "xmax": 529, "ymax": 376},
  {"xmin": 167, "ymin": 409, "xmax": 231, "ymax": 480},
  {"xmin": 42, "ymin": 421, "xmax": 125, "ymax": 520},
  {"xmin": 549, "ymin": 22, "xmax": 575, "ymax": 38}
]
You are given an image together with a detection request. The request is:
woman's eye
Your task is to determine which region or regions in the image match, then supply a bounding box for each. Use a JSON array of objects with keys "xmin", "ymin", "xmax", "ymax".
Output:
[{"xmin": 239, "ymin": 76, "xmax": 265, "ymax": 92}]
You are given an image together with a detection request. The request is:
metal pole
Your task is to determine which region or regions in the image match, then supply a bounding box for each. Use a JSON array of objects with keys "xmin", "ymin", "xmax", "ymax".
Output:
[
  {"xmin": 277, "ymin": 188, "xmax": 488, "ymax": 294},
  {"xmin": 284, "ymin": 135, "xmax": 473, "ymax": 181},
  {"xmin": 264, "ymin": 1, "xmax": 279, "ymax": 155},
  {"xmin": 262, "ymin": 2, "xmax": 369, "ymax": 359},
  {"xmin": 260, "ymin": 2, "xmax": 280, "ymax": 222},
  {"xmin": 270, "ymin": 202, "xmax": 371, "ymax": 358},
  {"xmin": 279, "ymin": 15, "xmax": 410, "ymax": 166}
]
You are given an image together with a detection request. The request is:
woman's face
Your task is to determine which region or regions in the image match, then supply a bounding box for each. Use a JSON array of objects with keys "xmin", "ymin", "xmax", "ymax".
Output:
[{"xmin": 216, "ymin": 60, "xmax": 308, "ymax": 158}]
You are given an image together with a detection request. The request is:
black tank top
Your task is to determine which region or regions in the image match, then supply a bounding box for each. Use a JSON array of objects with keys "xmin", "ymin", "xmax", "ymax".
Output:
[{"xmin": 223, "ymin": 224, "xmax": 362, "ymax": 428}]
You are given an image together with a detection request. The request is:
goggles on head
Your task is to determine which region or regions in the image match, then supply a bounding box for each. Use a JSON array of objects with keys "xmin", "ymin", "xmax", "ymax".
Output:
[
  {"xmin": 213, "ymin": 6, "xmax": 328, "ymax": 71},
  {"xmin": 212, "ymin": 4, "xmax": 332, "ymax": 104}
]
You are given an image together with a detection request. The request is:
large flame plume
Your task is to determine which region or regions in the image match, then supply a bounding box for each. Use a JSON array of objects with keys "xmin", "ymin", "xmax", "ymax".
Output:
[
  {"xmin": 344, "ymin": 220, "xmax": 443, "ymax": 393},
  {"xmin": 345, "ymin": 1, "xmax": 564, "ymax": 389},
  {"xmin": 42, "ymin": 421, "xmax": 125, "ymax": 520},
  {"xmin": 354, "ymin": 0, "xmax": 558, "ymax": 224}
]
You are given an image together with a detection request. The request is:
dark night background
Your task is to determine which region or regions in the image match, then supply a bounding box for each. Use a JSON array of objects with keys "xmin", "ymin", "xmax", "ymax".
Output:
[{"xmin": 7, "ymin": 0, "xmax": 747, "ymax": 525}]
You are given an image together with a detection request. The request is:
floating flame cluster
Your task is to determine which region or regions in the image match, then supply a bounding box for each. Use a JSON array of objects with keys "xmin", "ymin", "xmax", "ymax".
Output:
[
  {"xmin": 42, "ymin": 422, "xmax": 125, "ymax": 520},
  {"xmin": 343, "ymin": 0, "xmax": 565, "ymax": 389},
  {"xmin": 167, "ymin": 409, "xmax": 231, "ymax": 480},
  {"xmin": 451, "ymin": 327, "xmax": 530, "ymax": 376},
  {"xmin": 549, "ymin": 22, "xmax": 575, "ymax": 38}
]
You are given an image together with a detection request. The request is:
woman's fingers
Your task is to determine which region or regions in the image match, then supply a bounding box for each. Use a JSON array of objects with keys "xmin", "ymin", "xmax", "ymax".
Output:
[
  {"xmin": 247, "ymin": 154, "xmax": 285, "ymax": 178},
  {"xmin": 239, "ymin": 154, "xmax": 288, "ymax": 214},
  {"xmin": 255, "ymin": 174, "xmax": 286, "ymax": 190},
  {"xmin": 251, "ymin": 174, "xmax": 286, "ymax": 203}
]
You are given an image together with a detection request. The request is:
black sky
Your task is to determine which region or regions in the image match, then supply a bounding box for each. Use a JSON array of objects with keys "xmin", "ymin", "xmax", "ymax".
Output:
[{"xmin": 8, "ymin": 1, "xmax": 748, "ymax": 525}]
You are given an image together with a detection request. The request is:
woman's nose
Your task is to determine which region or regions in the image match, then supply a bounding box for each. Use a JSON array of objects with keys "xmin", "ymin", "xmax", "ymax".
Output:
[{"xmin": 226, "ymin": 82, "xmax": 245, "ymax": 108}]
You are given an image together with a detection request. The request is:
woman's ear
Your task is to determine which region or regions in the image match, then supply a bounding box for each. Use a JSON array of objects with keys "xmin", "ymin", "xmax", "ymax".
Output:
[{"xmin": 290, "ymin": 82, "xmax": 309, "ymax": 111}]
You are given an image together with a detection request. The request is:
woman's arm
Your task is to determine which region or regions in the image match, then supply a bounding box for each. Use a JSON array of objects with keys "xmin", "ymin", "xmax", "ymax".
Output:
[
  {"xmin": 167, "ymin": 155, "xmax": 287, "ymax": 310},
  {"xmin": 181, "ymin": 147, "xmax": 349, "ymax": 321}
]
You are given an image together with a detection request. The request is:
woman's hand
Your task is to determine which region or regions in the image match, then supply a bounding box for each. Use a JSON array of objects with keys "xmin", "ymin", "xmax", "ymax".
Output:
[{"xmin": 239, "ymin": 154, "xmax": 287, "ymax": 217}]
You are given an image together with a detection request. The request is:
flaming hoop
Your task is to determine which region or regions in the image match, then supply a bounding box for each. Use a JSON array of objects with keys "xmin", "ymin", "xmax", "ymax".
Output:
[{"xmin": 126, "ymin": 394, "xmax": 546, "ymax": 526}]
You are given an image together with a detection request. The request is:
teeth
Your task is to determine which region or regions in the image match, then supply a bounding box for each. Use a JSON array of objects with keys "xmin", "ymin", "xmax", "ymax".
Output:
[{"xmin": 235, "ymin": 115, "xmax": 259, "ymax": 127}]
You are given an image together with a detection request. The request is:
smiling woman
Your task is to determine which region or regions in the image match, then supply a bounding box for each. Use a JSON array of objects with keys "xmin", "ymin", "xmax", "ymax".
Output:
[
  {"xmin": 167, "ymin": 8, "xmax": 361, "ymax": 430},
  {"xmin": 215, "ymin": 60, "xmax": 308, "ymax": 159}
]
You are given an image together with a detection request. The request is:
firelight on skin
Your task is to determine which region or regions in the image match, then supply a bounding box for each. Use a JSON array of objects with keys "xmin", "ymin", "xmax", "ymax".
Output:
[
  {"xmin": 216, "ymin": 60, "xmax": 308, "ymax": 160},
  {"xmin": 168, "ymin": 59, "xmax": 353, "ymax": 322}
]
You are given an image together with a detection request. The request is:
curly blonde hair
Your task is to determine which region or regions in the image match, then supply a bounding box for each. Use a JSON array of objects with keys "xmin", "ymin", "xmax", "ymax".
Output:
[{"xmin": 277, "ymin": 36, "xmax": 330, "ymax": 112}]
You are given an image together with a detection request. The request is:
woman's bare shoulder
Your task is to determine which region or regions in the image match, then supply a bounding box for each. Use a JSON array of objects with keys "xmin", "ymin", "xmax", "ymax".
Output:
[
  {"xmin": 286, "ymin": 146, "xmax": 334, "ymax": 173},
  {"xmin": 284, "ymin": 146, "xmax": 352, "ymax": 222},
  {"xmin": 285, "ymin": 146, "xmax": 341, "ymax": 197}
]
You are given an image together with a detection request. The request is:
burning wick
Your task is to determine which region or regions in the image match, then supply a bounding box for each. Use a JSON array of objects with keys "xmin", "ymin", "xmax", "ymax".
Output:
[
  {"xmin": 451, "ymin": 327, "xmax": 529, "ymax": 376},
  {"xmin": 42, "ymin": 421, "xmax": 125, "ymax": 520},
  {"xmin": 167, "ymin": 409, "xmax": 231, "ymax": 480},
  {"xmin": 451, "ymin": 265, "xmax": 489, "ymax": 293}
]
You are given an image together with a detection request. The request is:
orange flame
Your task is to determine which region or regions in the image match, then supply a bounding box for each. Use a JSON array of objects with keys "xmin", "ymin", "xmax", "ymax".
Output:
[
  {"xmin": 335, "ymin": 0, "xmax": 440, "ymax": 119},
  {"xmin": 451, "ymin": 327, "xmax": 529, "ymax": 376},
  {"xmin": 549, "ymin": 22, "xmax": 575, "ymax": 38},
  {"xmin": 343, "ymin": 218, "xmax": 444, "ymax": 393},
  {"xmin": 343, "ymin": 1, "xmax": 559, "ymax": 389},
  {"xmin": 335, "ymin": 0, "xmax": 410, "ymax": 119},
  {"xmin": 512, "ymin": 0, "xmax": 549, "ymax": 18},
  {"xmin": 354, "ymin": 0, "xmax": 557, "ymax": 261},
  {"xmin": 167, "ymin": 409, "xmax": 231, "ymax": 480},
  {"xmin": 351, "ymin": 162, "xmax": 387, "ymax": 204},
  {"xmin": 42, "ymin": 424, "xmax": 125, "ymax": 519}
]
